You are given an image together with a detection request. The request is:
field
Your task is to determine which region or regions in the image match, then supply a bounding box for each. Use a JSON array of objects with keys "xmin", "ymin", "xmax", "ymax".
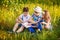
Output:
[{"xmin": 0, "ymin": 0, "xmax": 60, "ymax": 40}]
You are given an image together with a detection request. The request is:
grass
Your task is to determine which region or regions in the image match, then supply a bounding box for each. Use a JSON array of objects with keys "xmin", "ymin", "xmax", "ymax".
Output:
[
  {"xmin": 0, "ymin": 29, "xmax": 58, "ymax": 40},
  {"xmin": 0, "ymin": 3, "xmax": 60, "ymax": 40}
]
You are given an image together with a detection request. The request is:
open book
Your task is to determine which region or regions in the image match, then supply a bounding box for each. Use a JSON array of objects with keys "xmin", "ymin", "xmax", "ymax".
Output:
[{"xmin": 22, "ymin": 22, "xmax": 31, "ymax": 28}]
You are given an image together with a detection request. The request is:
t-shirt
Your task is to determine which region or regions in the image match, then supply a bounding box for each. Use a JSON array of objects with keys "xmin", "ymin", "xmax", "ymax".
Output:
[
  {"xmin": 19, "ymin": 14, "xmax": 31, "ymax": 28},
  {"xmin": 19, "ymin": 14, "xmax": 31, "ymax": 22},
  {"xmin": 32, "ymin": 14, "xmax": 42, "ymax": 22}
]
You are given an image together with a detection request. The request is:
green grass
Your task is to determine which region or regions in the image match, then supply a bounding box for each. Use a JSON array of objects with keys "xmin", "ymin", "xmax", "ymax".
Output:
[{"xmin": 0, "ymin": 30, "xmax": 57, "ymax": 40}]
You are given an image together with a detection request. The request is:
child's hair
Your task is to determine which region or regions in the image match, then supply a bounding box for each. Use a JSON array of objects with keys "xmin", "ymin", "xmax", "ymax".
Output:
[
  {"xmin": 23, "ymin": 7, "xmax": 29, "ymax": 12},
  {"xmin": 43, "ymin": 10, "xmax": 51, "ymax": 22}
]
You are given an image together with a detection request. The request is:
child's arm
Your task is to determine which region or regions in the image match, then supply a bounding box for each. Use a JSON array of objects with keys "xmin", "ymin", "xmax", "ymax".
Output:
[
  {"xmin": 41, "ymin": 22, "xmax": 47, "ymax": 24},
  {"xmin": 16, "ymin": 16, "xmax": 23, "ymax": 23},
  {"xmin": 28, "ymin": 17, "xmax": 37, "ymax": 24},
  {"xmin": 37, "ymin": 18, "xmax": 41, "ymax": 22},
  {"xmin": 41, "ymin": 20, "xmax": 50, "ymax": 25}
]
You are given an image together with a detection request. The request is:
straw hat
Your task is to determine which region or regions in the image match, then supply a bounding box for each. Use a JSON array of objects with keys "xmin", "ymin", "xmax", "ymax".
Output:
[{"xmin": 34, "ymin": 6, "xmax": 42, "ymax": 13}]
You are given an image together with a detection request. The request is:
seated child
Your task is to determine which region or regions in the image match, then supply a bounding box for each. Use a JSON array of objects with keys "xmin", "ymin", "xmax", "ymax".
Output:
[
  {"xmin": 28, "ymin": 6, "xmax": 43, "ymax": 32},
  {"xmin": 13, "ymin": 7, "xmax": 32, "ymax": 33},
  {"xmin": 41, "ymin": 10, "xmax": 52, "ymax": 30}
]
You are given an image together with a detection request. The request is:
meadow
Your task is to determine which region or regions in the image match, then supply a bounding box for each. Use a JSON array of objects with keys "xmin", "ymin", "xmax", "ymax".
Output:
[{"xmin": 0, "ymin": 0, "xmax": 60, "ymax": 40}]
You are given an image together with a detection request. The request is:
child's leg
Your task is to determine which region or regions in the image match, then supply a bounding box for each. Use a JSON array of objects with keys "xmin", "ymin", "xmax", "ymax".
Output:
[
  {"xmin": 37, "ymin": 20, "xmax": 43, "ymax": 31},
  {"xmin": 16, "ymin": 26, "xmax": 24, "ymax": 33},
  {"xmin": 37, "ymin": 22, "xmax": 42, "ymax": 31},
  {"xmin": 13, "ymin": 23, "xmax": 19, "ymax": 32},
  {"xmin": 28, "ymin": 27, "xmax": 35, "ymax": 33}
]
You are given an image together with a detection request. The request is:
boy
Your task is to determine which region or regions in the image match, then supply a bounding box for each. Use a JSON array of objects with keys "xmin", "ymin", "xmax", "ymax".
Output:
[
  {"xmin": 13, "ymin": 7, "xmax": 32, "ymax": 33},
  {"xmin": 30, "ymin": 6, "xmax": 43, "ymax": 32}
]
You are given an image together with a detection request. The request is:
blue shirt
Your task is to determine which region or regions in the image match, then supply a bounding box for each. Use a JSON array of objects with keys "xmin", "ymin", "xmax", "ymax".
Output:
[{"xmin": 32, "ymin": 14, "xmax": 42, "ymax": 22}]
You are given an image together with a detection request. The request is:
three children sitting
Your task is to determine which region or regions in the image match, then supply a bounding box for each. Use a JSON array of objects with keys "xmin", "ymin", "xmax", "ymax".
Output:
[{"xmin": 13, "ymin": 6, "xmax": 52, "ymax": 33}]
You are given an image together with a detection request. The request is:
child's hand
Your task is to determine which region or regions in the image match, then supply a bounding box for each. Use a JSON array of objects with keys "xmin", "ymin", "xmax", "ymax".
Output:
[{"xmin": 41, "ymin": 22, "xmax": 47, "ymax": 24}]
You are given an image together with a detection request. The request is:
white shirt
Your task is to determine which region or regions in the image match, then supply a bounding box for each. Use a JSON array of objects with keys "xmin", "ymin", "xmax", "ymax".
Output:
[
  {"xmin": 19, "ymin": 14, "xmax": 31, "ymax": 28},
  {"xmin": 19, "ymin": 14, "xmax": 31, "ymax": 22}
]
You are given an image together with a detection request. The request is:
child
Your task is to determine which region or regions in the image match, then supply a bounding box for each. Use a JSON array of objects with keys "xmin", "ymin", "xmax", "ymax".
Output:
[
  {"xmin": 13, "ymin": 7, "xmax": 32, "ymax": 33},
  {"xmin": 29, "ymin": 6, "xmax": 43, "ymax": 32},
  {"xmin": 41, "ymin": 10, "xmax": 52, "ymax": 30}
]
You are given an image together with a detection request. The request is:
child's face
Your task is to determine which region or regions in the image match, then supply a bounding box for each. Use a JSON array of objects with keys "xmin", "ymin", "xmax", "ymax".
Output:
[
  {"xmin": 34, "ymin": 11, "xmax": 40, "ymax": 16},
  {"xmin": 23, "ymin": 12, "xmax": 28, "ymax": 16}
]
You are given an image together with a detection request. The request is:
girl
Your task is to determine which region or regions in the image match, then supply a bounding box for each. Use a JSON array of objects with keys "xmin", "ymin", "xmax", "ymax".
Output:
[{"xmin": 41, "ymin": 10, "xmax": 52, "ymax": 30}]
